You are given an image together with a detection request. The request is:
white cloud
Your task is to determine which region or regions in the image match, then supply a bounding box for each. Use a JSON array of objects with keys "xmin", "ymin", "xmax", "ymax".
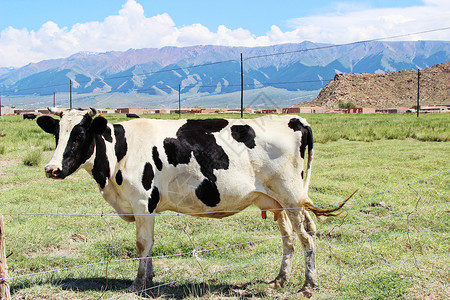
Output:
[
  {"xmin": 0, "ymin": 0, "xmax": 449, "ymax": 68},
  {"xmin": 285, "ymin": 1, "xmax": 450, "ymax": 44}
]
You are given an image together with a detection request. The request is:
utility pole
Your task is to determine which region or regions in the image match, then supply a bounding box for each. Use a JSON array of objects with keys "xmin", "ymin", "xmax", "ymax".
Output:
[
  {"xmin": 0, "ymin": 92, "xmax": 2, "ymax": 119},
  {"xmin": 69, "ymin": 80, "xmax": 72, "ymax": 109},
  {"xmin": 240, "ymin": 53, "xmax": 244, "ymax": 119},
  {"xmin": 53, "ymin": 92, "xmax": 56, "ymax": 107},
  {"xmin": 417, "ymin": 69, "xmax": 420, "ymax": 118},
  {"xmin": 178, "ymin": 84, "xmax": 181, "ymax": 118}
]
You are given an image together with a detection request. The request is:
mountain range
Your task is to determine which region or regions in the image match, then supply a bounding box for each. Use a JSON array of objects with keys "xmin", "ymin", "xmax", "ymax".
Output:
[{"xmin": 1, "ymin": 40, "xmax": 449, "ymax": 108}]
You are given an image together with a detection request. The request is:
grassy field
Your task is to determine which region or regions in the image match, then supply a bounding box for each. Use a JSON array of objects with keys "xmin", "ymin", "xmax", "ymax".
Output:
[{"xmin": 0, "ymin": 113, "xmax": 449, "ymax": 299}]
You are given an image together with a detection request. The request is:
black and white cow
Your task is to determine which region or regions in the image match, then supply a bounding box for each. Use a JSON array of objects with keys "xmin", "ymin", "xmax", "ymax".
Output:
[{"xmin": 37, "ymin": 107, "xmax": 349, "ymax": 297}]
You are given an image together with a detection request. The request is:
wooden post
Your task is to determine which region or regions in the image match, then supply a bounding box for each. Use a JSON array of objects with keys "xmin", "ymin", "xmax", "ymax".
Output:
[
  {"xmin": 416, "ymin": 69, "xmax": 420, "ymax": 118},
  {"xmin": 0, "ymin": 214, "xmax": 11, "ymax": 300}
]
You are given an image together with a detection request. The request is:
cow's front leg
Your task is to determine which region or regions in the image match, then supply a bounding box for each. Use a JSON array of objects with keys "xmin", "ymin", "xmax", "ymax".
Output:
[{"xmin": 129, "ymin": 213, "xmax": 155, "ymax": 293}]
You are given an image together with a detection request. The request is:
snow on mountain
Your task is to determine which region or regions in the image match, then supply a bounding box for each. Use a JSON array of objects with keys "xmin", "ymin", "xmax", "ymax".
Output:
[{"xmin": 0, "ymin": 41, "xmax": 449, "ymax": 108}]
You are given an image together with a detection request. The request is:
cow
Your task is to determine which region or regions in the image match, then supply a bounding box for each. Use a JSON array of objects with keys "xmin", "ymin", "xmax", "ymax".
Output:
[
  {"xmin": 23, "ymin": 113, "xmax": 37, "ymax": 120},
  {"xmin": 126, "ymin": 113, "xmax": 140, "ymax": 118},
  {"xmin": 36, "ymin": 107, "xmax": 350, "ymax": 297}
]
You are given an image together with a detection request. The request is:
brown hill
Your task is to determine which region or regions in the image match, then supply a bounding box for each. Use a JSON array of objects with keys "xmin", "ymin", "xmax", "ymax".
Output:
[{"xmin": 295, "ymin": 62, "xmax": 450, "ymax": 109}]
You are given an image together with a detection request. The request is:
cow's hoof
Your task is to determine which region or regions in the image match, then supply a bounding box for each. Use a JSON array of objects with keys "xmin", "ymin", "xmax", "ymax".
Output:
[
  {"xmin": 126, "ymin": 279, "xmax": 153, "ymax": 294},
  {"xmin": 267, "ymin": 277, "xmax": 285, "ymax": 289},
  {"xmin": 299, "ymin": 287, "xmax": 314, "ymax": 298}
]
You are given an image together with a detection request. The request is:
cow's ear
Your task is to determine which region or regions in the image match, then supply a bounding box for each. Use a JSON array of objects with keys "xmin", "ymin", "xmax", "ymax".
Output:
[
  {"xmin": 91, "ymin": 116, "xmax": 108, "ymax": 135},
  {"xmin": 37, "ymin": 116, "xmax": 59, "ymax": 134}
]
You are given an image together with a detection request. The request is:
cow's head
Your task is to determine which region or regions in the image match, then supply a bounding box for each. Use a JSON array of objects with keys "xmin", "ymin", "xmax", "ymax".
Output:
[{"xmin": 37, "ymin": 107, "xmax": 108, "ymax": 179}]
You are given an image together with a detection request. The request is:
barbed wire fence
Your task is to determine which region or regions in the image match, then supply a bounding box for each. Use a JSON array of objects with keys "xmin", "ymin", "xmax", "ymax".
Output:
[{"xmin": 0, "ymin": 169, "xmax": 448, "ymax": 298}]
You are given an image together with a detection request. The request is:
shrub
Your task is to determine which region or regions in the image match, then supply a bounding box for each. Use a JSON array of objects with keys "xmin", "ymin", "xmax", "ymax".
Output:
[
  {"xmin": 23, "ymin": 148, "xmax": 42, "ymax": 166},
  {"xmin": 338, "ymin": 101, "xmax": 357, "ymax": 108}
]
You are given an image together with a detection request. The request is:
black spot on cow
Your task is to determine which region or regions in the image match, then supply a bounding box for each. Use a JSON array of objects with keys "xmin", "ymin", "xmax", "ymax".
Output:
[
  {"xmin": 164, "ymin": 119, "xmax": 229, "ymax": 181},
  {"xmin": 148, "ymin": 187, "xmax": 160, "ymax": 213},
  {"xmin": 116, "ymin": 169, "xmax": 123, "ymax": 185},
  {"xmin": 195, "ymin": 179, "xmax": 221, "ymax": 207},
  {"xmin": 114, "ymin": 124, "xmax": 127, "ymax": 162},
  {"xmin": 231, "ymin": 125, "xmax": 256, "ymax": 149},
  {"xmin": 142, "ymin": 162, "xmax": 154, "ymax": 191},
  {"xmin": 59, "ymin": 115, "xmax": 97, "ymax": 178},
  {"xmin": 163, "ymin": 119, "xmax": 229, "ymax": 207},
  {"xmin": 92, "ymin": 135, "xmax": 110, "ymax": 189},
  {"xmin": 288, "ymin": 118, "xmax": 313, "ymax": 159},
  {"xmin": 152, "ymin": 146, "xmax": 163, "ymax": 171},
  {"xmin": 103, "ymin": 126, "xmax": 113, "ymax": 142}
]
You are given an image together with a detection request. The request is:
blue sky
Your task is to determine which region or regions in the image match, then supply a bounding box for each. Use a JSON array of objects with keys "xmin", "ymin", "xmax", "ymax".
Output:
[
  {"xmin": 0, "ymin": 0, "xmax": 449, "ymax": 67},
  {"xmin": 0, "ymin": 0, "xmax": 425, "ymax": 34}
]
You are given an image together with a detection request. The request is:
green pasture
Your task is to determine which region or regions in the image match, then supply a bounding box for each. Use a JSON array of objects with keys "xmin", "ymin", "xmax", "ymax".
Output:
[{"xmin": 0, "ymin": 113, "xmax": 449, "ymax": 299}]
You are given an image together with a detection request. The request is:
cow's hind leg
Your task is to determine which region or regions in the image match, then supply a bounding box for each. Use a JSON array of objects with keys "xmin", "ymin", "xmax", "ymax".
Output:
[
  {"xmin": 130, "ymin": 214, "xmax": 155, "ymax": 293},
  {"xmin": 271, "ymin": 210, "xmax": 296, "ymax": 288},
  {"xmin": 284, "ymin": 207, "xmax": 317, "ymax": 298}
]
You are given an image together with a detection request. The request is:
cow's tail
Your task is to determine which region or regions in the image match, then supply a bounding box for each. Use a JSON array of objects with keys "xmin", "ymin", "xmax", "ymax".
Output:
[
  {"xmin": 304, "ymin": 190, "xmax": 357, "ymax": 217},
  {"xmin": 298, "ymin": 119, "xmax": 356, "ymax": 217},
  {"xmin": 303, "ymin": 123, "xmax": 314, "ymax": 195}
]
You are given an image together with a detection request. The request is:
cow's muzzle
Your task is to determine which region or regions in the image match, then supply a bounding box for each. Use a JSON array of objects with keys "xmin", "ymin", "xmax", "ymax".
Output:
[{"xmin": 44, "ymin": 165, "xmax": 64, "ymax": 179}]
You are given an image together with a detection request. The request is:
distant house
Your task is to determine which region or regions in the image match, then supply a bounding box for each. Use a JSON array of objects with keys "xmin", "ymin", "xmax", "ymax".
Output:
[
  {"xmin": 97, "ymin": 109, "xmax": 116, "ymax": 115},
  {"xmin": 419, "ymin": 106, "xmax": 449, "ymax": 113},
  {"xmin": 154, "ymin": 109, "xmax": 170, "ymax": 114},
  {"xmin": 282, "ymin": 107, "xmax": 324, "ymax": 114},
  {"xmin": 260, "ymin": 108, "xmax": 282, "ymax": 114},
  {"xmin": 116, "ymin": 108, "xmax": 155, "ymax": 115},
  {"xmin": 344, "ymin": 107, "xmax": 376, "ymax": 114},
  {"xmin": 376, "ymin": 108, "xmax": 407, "ymax": 113},
  {"xmin": 14, "ymin": 109, "xmax": 37, "ymax": 115},
  {"xmin": 37, "ymin": 109, "xmax": 52, "ymax": 115}
]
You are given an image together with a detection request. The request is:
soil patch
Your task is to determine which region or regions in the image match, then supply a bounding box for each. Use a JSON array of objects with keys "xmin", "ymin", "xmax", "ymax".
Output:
[{"xmin": 0, "ymin": 158, "xmax": 20, "ymax": 177}]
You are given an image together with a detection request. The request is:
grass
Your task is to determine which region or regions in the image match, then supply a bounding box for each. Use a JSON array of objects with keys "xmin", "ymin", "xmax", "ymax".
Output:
[{"xmin": 0, "ymin": 113, "xmax": 449, "ymax": 299}]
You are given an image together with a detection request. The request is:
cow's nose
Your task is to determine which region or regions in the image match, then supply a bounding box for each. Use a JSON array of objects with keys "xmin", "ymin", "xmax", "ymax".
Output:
[{"xmin": 45, "ymin": 165, "xmax": 62, "ymax": 178}]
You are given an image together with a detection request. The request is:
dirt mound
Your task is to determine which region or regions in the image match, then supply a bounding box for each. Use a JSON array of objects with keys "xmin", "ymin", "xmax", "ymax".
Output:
[{"xmin": 295, "ymin": 62, "xmax": 450, "ymax": 109}]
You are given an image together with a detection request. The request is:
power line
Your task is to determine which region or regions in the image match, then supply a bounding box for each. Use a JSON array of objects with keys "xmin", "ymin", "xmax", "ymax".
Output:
[
  {"xmin": 1, "ymin": 26, "xmax": 449, "ymax": 96},
  {"xmin": 244, "ymin": 27, "xmax": 450, "ymax": 60}
]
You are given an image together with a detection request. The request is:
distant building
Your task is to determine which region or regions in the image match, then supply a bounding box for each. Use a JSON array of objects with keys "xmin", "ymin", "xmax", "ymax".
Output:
[
  {"xmin": 116, "ymin": 108, "xmax": 156, "ymax": 115},
  {"xmin": 260, "ymin": 108, "xmax": 282, "ymax": 114},
  {"xmin": 282, "ymin": 107, "xmax": 324, "ymax": 114},
  {"xmin": 343, "ymin": 107, "xmax": 376, "ymax": 114},
  {"xmin": 37, "ymin": 109, "xmax": 52, "ymax": 115},
  {"xmin": 1, "ymin": 106, "xmax": 15, "ymax": 115},
  {"xmin": 97, "ymin": 109, "xmax": 116, "ymax": 115},
  {"xmin": 115, "ymin": 108, "xmax": 171, "ymax": 114},
  {"xmin": 14, "ymin": 109, "xmax": 37, "ymax": 115},
  {"xmin": 376, "ymin": 108, "xmax": 407, "ymax": 113},
  {"xmin": 419, "ymin": 106, "xmax": 449, "ymax": 113}
]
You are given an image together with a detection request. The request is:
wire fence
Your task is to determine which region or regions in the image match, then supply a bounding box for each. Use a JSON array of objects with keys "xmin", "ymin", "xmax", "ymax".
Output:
[{"xmin": 0, "ymin": 169, "xmax": 449, "ymax": 299}]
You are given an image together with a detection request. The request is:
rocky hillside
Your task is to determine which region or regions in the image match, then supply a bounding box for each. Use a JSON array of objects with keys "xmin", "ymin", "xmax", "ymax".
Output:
[{"xmin": 295, "ymin": 62, "xmax": 450, "ymax": 109}]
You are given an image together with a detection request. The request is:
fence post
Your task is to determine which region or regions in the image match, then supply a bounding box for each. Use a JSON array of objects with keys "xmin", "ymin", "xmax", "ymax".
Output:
[
  {"xmin": 416, "ymin": 69, "xmax": 420, "ymax": 118},
  {"xmin": 0, "ymin": 214, "xmax": 11, "ymax": 300}
]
